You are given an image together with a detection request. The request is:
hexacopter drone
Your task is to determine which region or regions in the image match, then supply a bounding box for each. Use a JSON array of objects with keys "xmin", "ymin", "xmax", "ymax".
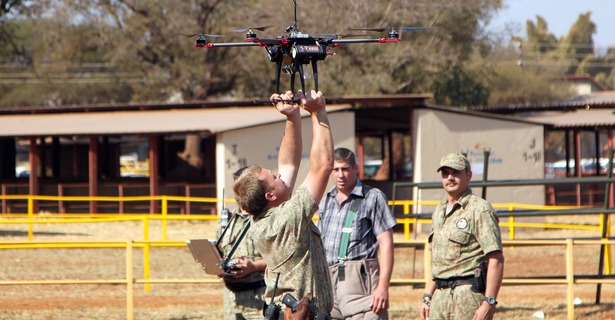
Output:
[{"xmin": 189, "ymin": 0, "xmax": 438, "ymax": 94}]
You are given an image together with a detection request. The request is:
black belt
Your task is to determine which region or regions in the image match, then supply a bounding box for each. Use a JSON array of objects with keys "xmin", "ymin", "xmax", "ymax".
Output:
[
  {"xmin": 224, "ymin": 279, "xmax": 266, "ymax": 292},
  {"xmin": 435, "ymin": 275, "xmax": 476, "ymax": 289}
]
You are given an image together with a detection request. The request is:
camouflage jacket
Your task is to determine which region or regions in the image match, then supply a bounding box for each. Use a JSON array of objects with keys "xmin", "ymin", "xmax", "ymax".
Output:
[
  {"xmin": 429, "ymin": 188, "xmax": 502, "ymax": 279},
  {"xmin": 216, "ymin": 209, "xmax": 264, "ymax": 284},
  {"xmin": 251, "ymin": 185, "xmax": 333, "ymax": 314}
]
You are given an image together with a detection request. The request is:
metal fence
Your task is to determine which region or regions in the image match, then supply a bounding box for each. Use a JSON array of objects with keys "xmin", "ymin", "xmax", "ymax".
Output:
[{"xmin": 1, "ymin": 238, "xmax": 614, "ymax": 320}]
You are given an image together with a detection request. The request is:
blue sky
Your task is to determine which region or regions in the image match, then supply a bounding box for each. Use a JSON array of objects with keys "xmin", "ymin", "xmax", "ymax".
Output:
[{"xmin": 487, "ymin": 0, "xmax": 615, "ymax": 50}]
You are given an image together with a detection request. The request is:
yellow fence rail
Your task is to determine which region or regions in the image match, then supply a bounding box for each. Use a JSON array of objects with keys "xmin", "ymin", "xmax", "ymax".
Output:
[
  {"xmin": 1, "ymin": 194, "xmax": 610, "ymax": 241},
  {"xmin": 1, "ymin": 238, "xmax": 614, "ymax": 320}
]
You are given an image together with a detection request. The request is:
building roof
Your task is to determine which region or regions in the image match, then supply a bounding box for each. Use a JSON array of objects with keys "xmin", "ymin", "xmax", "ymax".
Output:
[
  {"xmin": 468, "ymin": 91, "xmax": 615, "ymax": 114},
  {"xmin": 514, "ymin": 109, "xmax": 615, "ymax": 128},
  {"xmin": 463, "ymin": 91, "xmax": 615, "ymax": 129},
  {"xmin": 0, "ymin": 94, "xmax": 432, "ymax": 137},
  {"xmin": 0, "ymin": 105, "xmax": 351, "ymax": 137},
  {"xmin": 562, "ymin": 74, "xmax": 608, "ymax": 92}
]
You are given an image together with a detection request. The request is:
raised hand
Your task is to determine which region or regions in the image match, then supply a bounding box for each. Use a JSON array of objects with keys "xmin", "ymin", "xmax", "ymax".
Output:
[{"xmin": 296, "ymin": 90, "xmax": 325, "ymax": 113}]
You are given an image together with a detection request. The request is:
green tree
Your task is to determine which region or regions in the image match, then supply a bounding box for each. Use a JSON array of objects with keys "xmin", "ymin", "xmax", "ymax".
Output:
[
  {"xmin": 525, "ymin": 16, "xmax": 557, "ymax": 53},
  {"xmin": 433, "ymin": 64, "xmax": 489, "ymax": 106},
  {"xmin": 1, "ymin": 0, "xmax": 504, "ymax": 107},
  {"xmin": 559, "ymin": 12, "xmax": 596, "ymax": 74}
]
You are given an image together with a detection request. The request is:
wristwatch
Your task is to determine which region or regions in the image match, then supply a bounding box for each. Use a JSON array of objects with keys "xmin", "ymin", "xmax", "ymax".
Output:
[{"xmin": 485, "ymin": 296, "xmax": 498, "ymax": 305}]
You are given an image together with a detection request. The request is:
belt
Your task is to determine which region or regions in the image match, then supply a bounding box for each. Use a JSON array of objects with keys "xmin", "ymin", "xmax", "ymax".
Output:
[
  {"xmin": 224, "ymin": 279, "xmax": 266, "ymax": 292},
  {"xmin": 434, "ymin": 275, "xmax": 476, "ymax": 289}
]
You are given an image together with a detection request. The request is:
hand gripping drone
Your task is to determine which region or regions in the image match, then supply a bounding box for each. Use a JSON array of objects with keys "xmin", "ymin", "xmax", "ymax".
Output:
[{"xmin": 191, "ymin": 0, "xmax": 438, "ymax": 94}]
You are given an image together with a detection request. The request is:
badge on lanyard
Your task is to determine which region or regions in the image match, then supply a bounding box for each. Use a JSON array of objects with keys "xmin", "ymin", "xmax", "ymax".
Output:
[{"xmin": 457, "ymin": 218, "xmax": 468, "ymax": 229}]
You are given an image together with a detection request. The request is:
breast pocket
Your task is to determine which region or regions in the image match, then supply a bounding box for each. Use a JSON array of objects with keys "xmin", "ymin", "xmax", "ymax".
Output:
[{"xmin": 444, "ymin": 231, "xmax": 471, "ymax": 259}]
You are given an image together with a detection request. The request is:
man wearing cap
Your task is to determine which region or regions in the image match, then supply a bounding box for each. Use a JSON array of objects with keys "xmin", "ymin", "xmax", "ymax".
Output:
[{"xmin": 419, "ymin": 153, "xmax": 504, "ymax": 320}]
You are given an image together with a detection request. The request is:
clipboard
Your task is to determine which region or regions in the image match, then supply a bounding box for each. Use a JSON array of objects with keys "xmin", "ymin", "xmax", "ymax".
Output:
[{"xmin": 186, "ymin": 238, "xmax": 228, "ymax": 276}]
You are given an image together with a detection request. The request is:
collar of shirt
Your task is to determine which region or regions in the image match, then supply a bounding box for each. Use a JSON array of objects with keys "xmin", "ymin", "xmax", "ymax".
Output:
[
  {"xmin": 439, "ymin": 188, "xmax": 473, "ymax": 215},
  {"xmin": 327, "ymin": 179, "xmax": 367, "ymax": 202}
]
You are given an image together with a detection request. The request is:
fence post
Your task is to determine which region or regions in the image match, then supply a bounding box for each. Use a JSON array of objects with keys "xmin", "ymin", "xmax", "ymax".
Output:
[
  {"xmin": 27, "ymin": 196, "xmax": 34, "ymax": 240},
  {"xmin": 508, "ymin": 216, "xmax": 515, "ymax": 240},
  {"xmin": 162, "ymin": 196, "xmax": 168, "ymax": 241},
  {"xmin": 403, "ymin": 217, "xmax": 411, "ymax": 240},
  {"xmin": 143, "ymin": 216, "xmax": 151, "ymax": 292},
  {"xmin": 566, "ymin": 238, "xmax": 574, "ymax": 320},
  {"xmin": 606, "ymin": 216, "xmax": 612, "ymax": 275},
  {"xmin": 126, "ymin": 240, "xmax": 134, "ymax": 320}
]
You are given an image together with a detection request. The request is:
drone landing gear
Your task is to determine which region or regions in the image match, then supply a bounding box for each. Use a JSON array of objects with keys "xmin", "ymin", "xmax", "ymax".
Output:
[{"xmin": 275, "ymin": 60, "xmax": 320, "ymax": 94}]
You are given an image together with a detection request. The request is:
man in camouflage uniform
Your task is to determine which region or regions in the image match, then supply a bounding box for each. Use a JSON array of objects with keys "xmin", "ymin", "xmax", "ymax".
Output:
[
  {"xmin": 234, "ymin": 90, "xmax": 334, "ymax": 319},
  {"xmin": 420, "ymin": 153, "xmax": 505, "ymax": 320},
  {"xmin": 217, "ymin": 168, "xmax": 267, "ymax": 320}
]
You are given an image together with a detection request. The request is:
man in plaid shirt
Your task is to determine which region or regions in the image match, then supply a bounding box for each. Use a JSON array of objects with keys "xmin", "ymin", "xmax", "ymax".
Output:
[{"xmin": 318, "ymin": 148, "xmax": 397, "ymax": 319}]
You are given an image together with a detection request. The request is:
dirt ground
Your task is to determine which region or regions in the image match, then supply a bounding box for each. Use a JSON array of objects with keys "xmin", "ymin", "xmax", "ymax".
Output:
[{"xmin": 1, "ymin": 217, "xmax": 615, "ymax": 319}]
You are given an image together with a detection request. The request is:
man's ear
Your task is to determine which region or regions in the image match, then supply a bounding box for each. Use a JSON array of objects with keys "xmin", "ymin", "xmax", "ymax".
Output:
[{"xmin": 265, "ymin": 191, "xmax": 276, "ymax": 202}]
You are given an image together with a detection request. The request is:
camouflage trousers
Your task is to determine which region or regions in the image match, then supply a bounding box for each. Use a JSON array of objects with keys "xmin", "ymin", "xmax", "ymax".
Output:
[
  {"xmin": 223, "ymin": 286, "xmax": 266, "ymax": 320},
  {"xmin": 429, "ymin": 284, "xmax": 484, "ymax": 320}
]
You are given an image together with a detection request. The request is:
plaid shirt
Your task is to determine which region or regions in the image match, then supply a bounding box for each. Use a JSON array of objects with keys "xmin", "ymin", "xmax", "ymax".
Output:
[{"xmin": 318, "ymin": 180, "xmax": 397, "ymax": 266}]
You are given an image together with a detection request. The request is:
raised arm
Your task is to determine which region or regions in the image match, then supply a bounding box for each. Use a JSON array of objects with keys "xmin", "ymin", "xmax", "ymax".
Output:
[
  {"xmin": 297, "ymin": 90, "xmax": 333, "ymax": 204},
  {"xmin": 271, "ymin": 91, "xmax": 302, "ymax": 192}
]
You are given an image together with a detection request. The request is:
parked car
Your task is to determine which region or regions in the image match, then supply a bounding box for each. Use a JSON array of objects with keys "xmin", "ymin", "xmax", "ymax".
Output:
[{"xmin": 548, "ymin": 158, "xmax": 614, "ymax": 178}]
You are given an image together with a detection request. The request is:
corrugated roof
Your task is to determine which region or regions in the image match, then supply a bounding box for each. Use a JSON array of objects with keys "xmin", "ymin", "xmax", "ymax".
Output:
[
  {"xmin": 468, "ymin": 91, "xmax": 615, "ymax": 113},
  {"xmin": 0, "ymin": 94, "xmax": 432, "ymax": 115},
  {"xmin": 560, "ymin": 91, "xmax": 615, "ymax": 105},
  {"xmin": 0, "ymin": 105, "xmax": 351, "ymax": 137},
  {"xmin": 516, "ymin": 109, "xmax": 615, "ymax": 128}
]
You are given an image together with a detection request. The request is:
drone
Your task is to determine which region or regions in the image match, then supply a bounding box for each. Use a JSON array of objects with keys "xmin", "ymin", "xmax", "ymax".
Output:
[{"xmin": 190, "ymin": 0, "xmax": 438, "ymax": 94}]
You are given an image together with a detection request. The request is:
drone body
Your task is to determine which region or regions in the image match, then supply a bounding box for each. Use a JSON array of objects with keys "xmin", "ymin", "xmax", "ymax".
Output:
[{"xmin": 190, "ymin": 2, "xmax": 437, "ymax": 94}]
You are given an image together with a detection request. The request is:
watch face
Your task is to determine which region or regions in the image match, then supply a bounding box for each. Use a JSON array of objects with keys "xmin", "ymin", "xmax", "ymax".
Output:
[{"xmin": 486, "ymin": 297, "xmax": 497, "ymax": 305}]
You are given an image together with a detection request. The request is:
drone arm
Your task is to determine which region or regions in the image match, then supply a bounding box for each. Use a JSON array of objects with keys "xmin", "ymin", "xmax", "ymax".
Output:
[
  {"xmin": 331, "ymin": 38, "xmax": 400, "ymax": 44},
  {"xmin": 205, "ymin": 42, "xmax": 261, "ymax": 48}
]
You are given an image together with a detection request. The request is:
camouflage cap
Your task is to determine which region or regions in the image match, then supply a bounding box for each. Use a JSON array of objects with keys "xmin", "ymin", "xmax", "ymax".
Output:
[{"xmin": 437, "ymin": 153, "xmax": 471, "ymax": 172}]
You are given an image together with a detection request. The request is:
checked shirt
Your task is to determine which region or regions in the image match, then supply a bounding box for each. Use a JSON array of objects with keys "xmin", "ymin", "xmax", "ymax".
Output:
[{"xmin": 318, "ymin": 180, "xmax": 397, "ymax": 266}]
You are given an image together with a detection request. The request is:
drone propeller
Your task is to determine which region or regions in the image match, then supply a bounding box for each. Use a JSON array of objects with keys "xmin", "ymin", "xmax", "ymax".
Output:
[
  {"xmin": 313, "ymin": 33, "xmax": 370, "ymax": 39},
  {"xmin": 349, "ymin": 26, "xmax": 439, "ymax": 32},
  {"xmin": 177, "ymin": 33, "xmax": 224, "ymax": 39},
  {"xmin": 231, "ymin": 25, "xmax": 273, "ymax": 33},
  {"xmin": 347, "ymin": 27, "xmax": 388, "ymax": 33},
  {"xmin": 177, "ymin": 33, "xmax": 224, "ymax": 48},
  {"xmin": 400, "ymin": 26, "xmax": 441, "ymax": 32},
  {"xmin": 348, "ymin": 26, "xmax": 439, "ymax": 40}
]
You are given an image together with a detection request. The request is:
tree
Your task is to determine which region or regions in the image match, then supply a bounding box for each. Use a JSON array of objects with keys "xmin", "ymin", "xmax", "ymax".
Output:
[
  {"xmin": 1, "ymin": 0, "xmax": 505, "ymax": 107},
  {"xmin": 433, "ymin": 64, "xmax": 489, "ymax": 106},
  {"xmin": 559, "ymin": 12, "xmax": 596, "ymax": 74},
  {"xmin": 525, "ymin": 16, "xmax": 557, "ymax": 54}
]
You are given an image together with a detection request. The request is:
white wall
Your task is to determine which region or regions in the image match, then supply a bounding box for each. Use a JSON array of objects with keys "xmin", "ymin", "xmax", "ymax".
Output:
[
  {"xmin": 216, "ymin": 111, "xmax": 355, "ymax": 212},
  {"xmin": 413, "ymin": 108, "xmax": 545, "ymax": 214}
]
